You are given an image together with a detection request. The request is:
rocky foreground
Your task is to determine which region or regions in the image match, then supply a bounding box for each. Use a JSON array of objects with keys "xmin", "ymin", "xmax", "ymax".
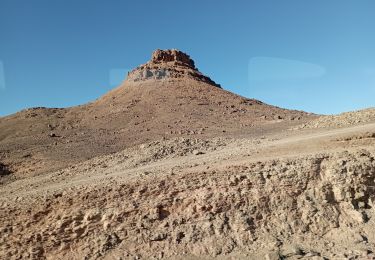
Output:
[{"xmin": 1, "ymin": 122, "xmax": 375, "ymax": 259}]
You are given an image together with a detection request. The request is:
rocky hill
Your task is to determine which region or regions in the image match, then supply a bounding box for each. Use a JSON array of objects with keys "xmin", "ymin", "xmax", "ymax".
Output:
[
  {"xmin": 297, "ymin": 108, "xmax": 375, "ymax": 129},
  {"xmin": 0, "ymin": 49, "xmax": 311, "ymax": 179}
]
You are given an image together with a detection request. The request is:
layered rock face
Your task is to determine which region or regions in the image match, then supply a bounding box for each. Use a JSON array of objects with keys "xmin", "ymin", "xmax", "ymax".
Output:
[
  {"xmin": 151, "ymin": 49, "xmax": 196, "ymax": 68},
  {"xmin": 126, "ymin": 49, "xmax": 221, "ymax": 87}
]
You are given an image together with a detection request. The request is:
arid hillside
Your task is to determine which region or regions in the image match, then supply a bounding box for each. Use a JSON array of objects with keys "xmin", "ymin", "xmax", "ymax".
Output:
[{"xmin": 0, "ymin": 49, "xmax": 311, "ymax": 179}]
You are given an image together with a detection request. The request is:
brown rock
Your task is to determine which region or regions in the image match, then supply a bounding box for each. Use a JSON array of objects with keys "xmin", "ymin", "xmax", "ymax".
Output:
[{"xmin": 151, "ymin": 49, "xmax": 195, "ymax": 69}]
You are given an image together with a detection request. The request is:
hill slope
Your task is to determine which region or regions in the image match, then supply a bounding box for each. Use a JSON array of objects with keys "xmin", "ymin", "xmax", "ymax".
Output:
[{"xmin": 0, "ymin": 49, "xmax": 311, "ymax": 178}]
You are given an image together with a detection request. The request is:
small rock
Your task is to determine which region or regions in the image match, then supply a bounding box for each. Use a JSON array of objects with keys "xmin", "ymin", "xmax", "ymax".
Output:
[
  {"xmin": 274, "ymin": 115, "xmax": 283, "ymax": 120},
  {"xmin": 281, "ymin": 244, "xmax": 303, "ymax": 257},
  {"xmin": 358, "ymin": 201, "xmax": 366, "ymax": 208},
  {"xmin": 355, "ymin": 191, "xmax": 365, "ymax": 199},
  {"xmin": 150, "ymin": 232, "xmax": 167, "ymax": 241},
  {"xmin": 192, "ymin": 150, "xmax": 204, "ymax": 155},
  {"xmin": 265, "ymin": 252, "xmax": 281, "ymax": 260},
  {"xmin": 103, "ymin": 221, "xmax": 110, "ymax": 231}
]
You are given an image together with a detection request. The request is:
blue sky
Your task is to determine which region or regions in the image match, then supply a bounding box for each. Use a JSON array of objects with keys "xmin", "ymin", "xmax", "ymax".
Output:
[{"xmin": 0, "ymin": 0, "xmax": 374, "ymax": 116}]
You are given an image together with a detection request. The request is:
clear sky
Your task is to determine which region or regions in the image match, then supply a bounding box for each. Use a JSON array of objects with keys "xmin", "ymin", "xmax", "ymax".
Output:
[{"xmin": 0, "ymin": 0, "xmax": 374, "ymax": 116}]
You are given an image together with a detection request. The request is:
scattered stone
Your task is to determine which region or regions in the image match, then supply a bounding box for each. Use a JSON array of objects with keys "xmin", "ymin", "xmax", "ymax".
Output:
[
  {"xmin": 265, "ymin": 252, "xmax": 281, "ymax": 260},
  {"xmin": 281, "ymin": 245, "xmax": 303, "ymax": 257},
  {"xmin": 192, "ymin": 150, "xmax": 204, "ymax": 155}
]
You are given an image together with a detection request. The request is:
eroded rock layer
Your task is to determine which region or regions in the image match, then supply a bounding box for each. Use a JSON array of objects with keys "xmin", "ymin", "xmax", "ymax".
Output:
[{"xmin": 1, "ymin": 139, "xmax": 375, "ymax": 259}]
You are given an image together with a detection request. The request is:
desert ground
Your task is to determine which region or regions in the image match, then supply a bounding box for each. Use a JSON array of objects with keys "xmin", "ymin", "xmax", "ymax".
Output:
[{"xmin": 1, "ymin": 50, "xmax": 375, "ymax": 259}]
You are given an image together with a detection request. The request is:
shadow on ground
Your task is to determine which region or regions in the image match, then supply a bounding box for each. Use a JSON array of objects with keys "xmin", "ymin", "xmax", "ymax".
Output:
[{"xmin": 0, "ymin": 163, "xmax": 11, "ymax": 176}]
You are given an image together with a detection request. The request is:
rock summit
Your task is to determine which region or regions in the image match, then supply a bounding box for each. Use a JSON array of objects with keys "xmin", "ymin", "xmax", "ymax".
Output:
[{"xmin": 126, "ymin": 49, "xmax": 220, "ymax": 87}]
